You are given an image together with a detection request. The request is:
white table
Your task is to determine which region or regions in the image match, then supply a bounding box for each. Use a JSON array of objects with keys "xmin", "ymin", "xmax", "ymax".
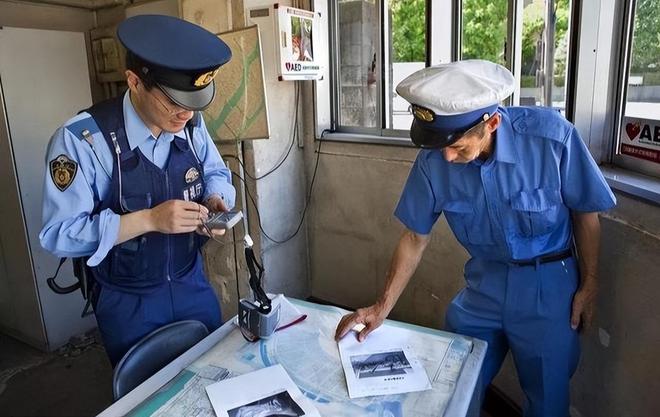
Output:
[{"xmin": 97, "ymin": 298, "xmax": 487, "ymax": 417}]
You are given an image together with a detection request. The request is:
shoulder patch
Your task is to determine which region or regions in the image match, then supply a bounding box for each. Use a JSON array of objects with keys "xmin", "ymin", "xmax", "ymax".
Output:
[
  {"xmin": 49, "ymin": 154, "xmax": 78, "ymax": 191},
  {"xmin": 509, "ymin": 107, "xmax": 571, "ymax": 143},
  {"xmin": 66, "ymin": 116, "xmax": 101, "ymax": 145}
]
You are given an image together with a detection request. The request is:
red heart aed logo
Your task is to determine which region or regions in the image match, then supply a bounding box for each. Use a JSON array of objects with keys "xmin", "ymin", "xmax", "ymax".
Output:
[
  {"xmin": 626, "ymin": 122, "xmax": 641, "ymax": 140},
  {"xmin": 285, "ymin": 62, "xmax": 292, "ymax": 71}
]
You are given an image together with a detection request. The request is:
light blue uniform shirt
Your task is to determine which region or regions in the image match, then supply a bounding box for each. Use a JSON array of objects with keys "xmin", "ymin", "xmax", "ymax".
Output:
[
  {"xmin": 395, "ymin": 106, "xmax": 617, "ymax": 261},
  {"xmin": 40, "ymin": 92, "xmax": 236, "ymax": 266}
]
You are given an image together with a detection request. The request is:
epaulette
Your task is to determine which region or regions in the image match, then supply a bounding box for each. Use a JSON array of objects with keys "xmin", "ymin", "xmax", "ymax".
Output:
[
  {"xmin": 65, "ymin": 116, "xmax": 102, "ymax": 146},
  {"xmin": 510, "ymin": 107, "xmax": 572, "ymax": 143}
]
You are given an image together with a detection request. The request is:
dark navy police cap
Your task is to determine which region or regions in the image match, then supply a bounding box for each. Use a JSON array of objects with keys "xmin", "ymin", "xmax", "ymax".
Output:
[
  {"xmin": 117, "ymin": 14, "xmax": 232, "ymax": 111},
  {"xmin": 396, "ymin": 60, "xmax": 515, "ymax": 149}
]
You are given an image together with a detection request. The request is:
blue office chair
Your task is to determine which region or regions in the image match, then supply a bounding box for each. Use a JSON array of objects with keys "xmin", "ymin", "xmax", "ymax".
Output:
[{"xmin": 112, "ymin": 320, "xmax": 209, "ymax": 400}]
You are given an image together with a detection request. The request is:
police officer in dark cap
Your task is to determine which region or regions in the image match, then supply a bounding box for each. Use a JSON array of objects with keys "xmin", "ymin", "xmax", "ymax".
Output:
[{"xmin": 40, "ymin": 15, "xmax": 236, "ymax": 366}]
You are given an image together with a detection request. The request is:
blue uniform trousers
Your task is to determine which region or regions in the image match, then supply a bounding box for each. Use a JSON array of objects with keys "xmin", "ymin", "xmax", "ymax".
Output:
[
  {"xmin": 446, "ymin": 257, "xmax": 580, "ymax": 417},
  {"xmin": 92, "ymin": 257, "xmax": 222, "ymax": 366}
]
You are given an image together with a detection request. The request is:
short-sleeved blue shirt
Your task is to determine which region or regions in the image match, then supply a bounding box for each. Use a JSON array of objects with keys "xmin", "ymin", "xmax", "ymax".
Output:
[
  {"xmin": 394, "ymin": 106, "xmax": 616, "ymax": 261},
  {"xmin": 39, "ymin": 92, "xmax": 236, "ymax": 266}
]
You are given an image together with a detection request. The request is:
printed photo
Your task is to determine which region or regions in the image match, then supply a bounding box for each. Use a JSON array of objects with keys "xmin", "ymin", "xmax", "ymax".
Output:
[
  {"xmin": 227, "ymin": 389, "xmax": 305, "ymax": 417},
  {"xmin": 350, "ymin": 350, "xmax": 413, "ymax": 379},
  {"xmin": 290, "ymin": 16, "xmax": 314, "ymax": 62}
]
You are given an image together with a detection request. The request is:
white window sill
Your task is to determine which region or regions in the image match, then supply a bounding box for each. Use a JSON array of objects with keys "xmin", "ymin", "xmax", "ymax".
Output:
[
  {"xmin": 601, "ymin": 166, "xmax": 660, "ymax": 206},
  {"xmin": 319, "ymin": 132, "xmax": 413, "ymax": 147}
]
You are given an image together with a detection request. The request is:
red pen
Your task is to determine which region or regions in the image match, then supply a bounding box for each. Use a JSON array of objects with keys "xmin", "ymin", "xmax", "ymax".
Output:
[{"xmin": 275, "ymin": 314, "xmax": 308, "ymax": 332}]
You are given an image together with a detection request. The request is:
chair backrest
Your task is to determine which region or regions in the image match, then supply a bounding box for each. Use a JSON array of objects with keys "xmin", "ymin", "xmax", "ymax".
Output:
[{"xmin": 112, "ymin": 320, "xmax": 209, "ymax": 400}]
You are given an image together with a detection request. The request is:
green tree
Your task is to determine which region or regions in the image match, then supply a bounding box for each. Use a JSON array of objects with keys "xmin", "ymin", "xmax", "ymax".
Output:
[
  {"xmin": 631, "ymin": 0, "xmax": 660, "ymax": 73},
  {"xmin": 520, "ymin": 0, "xmax": 570, "ymax": 76},
  {"xmin": 390, "ymin": 0, "xmax": 426, "ymax": 62},
  {"xmin": 462, "ymin": 0, "xmax": 508, "ymax": 64}
]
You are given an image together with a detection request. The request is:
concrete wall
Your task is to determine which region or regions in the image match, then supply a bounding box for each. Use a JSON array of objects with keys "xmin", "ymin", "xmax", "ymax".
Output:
[
  {"xmin": 304, "ymin": 129, "xmax": 660, "ymax": 416},
  {"xmin": 627, "ymin": 85, "xmax": 660, "ymax": 103},
  {"xmin": 238, "ymin": 0, "xmax": 310, "ymax": 300}
]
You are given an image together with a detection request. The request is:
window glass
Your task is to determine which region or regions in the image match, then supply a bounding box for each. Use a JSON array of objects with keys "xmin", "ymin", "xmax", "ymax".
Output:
[
  {"xmin": 461, "ymin": 0, "xmax": 508, "ymax": 65},
  {"xmin": 388, "ymin": 0, "xmax": 427, "ymax": 130},
  {"xmin": 337, "ymin": 0, "xmax": 379, "ymax": 128},
  {"xmin": 624, "ymin": 0, "xmax": 660, "ymax": 120},
  {"xmin": 617, "ymin": 0, "xmax": 660, "ymax": 171},
  {"xmin": 519, "ymin": 0, "xmax": 571, "ymax": 111}
]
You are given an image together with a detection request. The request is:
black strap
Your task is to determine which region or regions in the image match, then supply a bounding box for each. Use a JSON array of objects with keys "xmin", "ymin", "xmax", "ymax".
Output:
[
  {"xmin": 46, "ymin": 257, "xmax": 94, "ymax": 318},
  {"xmin": 46, "ymin": 258, "xmax": 80, "ymax": 294},
  {"xmin": 509, "ymin": 248, "xmax": 572, "ymax": 267},
  {"xmin": 81, "ymin": 298, "xmax": 93, "ymax": 318},
  {"xmin": 245, "ymin": 247, "xmax": 271, "ymax": 313},
  {"xmin": 186, "ymin": 112, "xmax": 201, "ymax": 164}
]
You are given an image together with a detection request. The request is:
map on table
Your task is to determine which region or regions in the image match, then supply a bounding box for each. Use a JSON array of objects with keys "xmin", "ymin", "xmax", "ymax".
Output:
[{"xmin": 124, "ymin": 298, "xmax": 472, "ymax": 417}]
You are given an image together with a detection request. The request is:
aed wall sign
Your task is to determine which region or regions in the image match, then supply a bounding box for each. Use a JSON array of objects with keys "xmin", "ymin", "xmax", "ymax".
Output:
[
  {"xmin": 620, "ymin": 116, "xmax": 660, "ymax": 164},
  {"xmin": 276, "ymin": 5, "xmax": 323, "ymax": 81}
]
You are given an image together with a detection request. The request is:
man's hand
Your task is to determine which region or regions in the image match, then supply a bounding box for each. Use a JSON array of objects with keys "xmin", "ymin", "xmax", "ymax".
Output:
[
  {"xmin": 196, "ymin": 223, "xmax": 226, "ymax": 238},
  {"xmin": 148, "ymin": 200, "xmax": 208, "ymax": 234},
  {"xmin": 335, "ymin": 303, "xmax": 389, "ymax": 343},
  {"xmin": 197, "ymin": 195, "xmax": 229, "ymax": 237},
  {"xmin": 205, "ymin": 195, "xmax": 229, "ymax": 213},
  {"xmin": 570, "ymin": 211, "xmax": 602, "ymax": 332},
  {"xmin": 571, "ymin": 278, "xmax": 597, "ymax": 331}
]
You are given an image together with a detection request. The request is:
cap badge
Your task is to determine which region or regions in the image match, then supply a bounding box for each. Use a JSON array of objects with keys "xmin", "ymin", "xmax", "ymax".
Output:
[
  {"xmin": 50, "ymin": 154, "xmax": 78, "ymax": 192},
  {"xmin": 412, "ymin": 105, "xmax": 435, "ymax": 122},
  {"xmin": 194, "ymin": 69, "xmax": 219, "ymax": 87},
  {"xmin": 185, "ymin": 167, "xmax": 200, "ymax": 183}
]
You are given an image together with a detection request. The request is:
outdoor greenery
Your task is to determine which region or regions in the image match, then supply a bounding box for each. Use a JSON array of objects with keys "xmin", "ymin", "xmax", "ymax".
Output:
[
  {"xmin": 390, "ymin": 0, "xmax": 426, "ymax": 62},
  {"xmin": 630, "ymin": 0, "xmax": 660, "ymax": 74},
  {"xmin": 461, "ymin": 0, "xmax": 508, "ymax": 65},
  {"xmin": 389, "ymin": 0, "xmax": 660, "ymax": 86},
  {"xmin": 520, "ymin": 0, "xmax": 570, "ymax": 79}
]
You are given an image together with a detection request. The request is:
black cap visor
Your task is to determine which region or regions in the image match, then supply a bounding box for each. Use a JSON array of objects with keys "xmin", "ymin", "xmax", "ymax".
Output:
[
  {"xmin": 410, "ymin": 119, "xmax": 466, "ymax": 149},
  {"xmin": 159, "ymin": 80, "xmax": 216, "ymax": 111}
]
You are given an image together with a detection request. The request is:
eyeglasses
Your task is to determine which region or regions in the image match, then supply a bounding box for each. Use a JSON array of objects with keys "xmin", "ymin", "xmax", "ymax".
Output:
[{"xmin": 140, "ymin": 82, "xmax": 187, "ymax": 115}]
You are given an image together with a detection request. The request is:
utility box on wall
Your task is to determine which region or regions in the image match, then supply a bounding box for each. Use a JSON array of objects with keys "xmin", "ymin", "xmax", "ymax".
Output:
[{"xmin": 0, "ymin": 27, "xmax": 97, "ymax": 351}]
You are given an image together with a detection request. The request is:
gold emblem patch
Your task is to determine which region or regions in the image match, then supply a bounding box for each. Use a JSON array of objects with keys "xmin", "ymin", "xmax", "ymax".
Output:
[
  {"xmin": 185, "ymin": 167, "xmax": 200, "ymax": 184},
  {"xmin": 50, "ymin": 154, "xmax": 78, "ymax": 192},
  {"xmin": 193, "ymin": 69, "xmax": 219, "ymax": 87},
  {"xmin": 412, "ymin": 105, "xmax": 435, "ymax": 122}
]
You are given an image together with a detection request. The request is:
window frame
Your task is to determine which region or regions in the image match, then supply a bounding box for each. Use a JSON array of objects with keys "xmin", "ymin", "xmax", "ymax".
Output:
[
  {"xmin": 316, "ymin": 0, "xmax": 660, "ymax": 204},
  {"xmin": 327, "ymin": 0, "xmax": 436, "ymax": 144},
  {"xmin": 324, "ymin": 0, "xmax": 579, "ymax": 143},
  {"xmin": 610, "ymin": 0, "xmax": 660, "ymax": 180}
]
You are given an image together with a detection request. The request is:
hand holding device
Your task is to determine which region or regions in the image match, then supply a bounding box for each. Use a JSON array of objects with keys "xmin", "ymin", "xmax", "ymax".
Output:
[{"xmin": 204, "ymin": 210, "xmax": 243, "ymax": 230}]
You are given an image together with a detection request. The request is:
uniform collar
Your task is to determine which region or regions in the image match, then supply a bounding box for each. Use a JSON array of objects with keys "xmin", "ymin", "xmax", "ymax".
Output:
[
  {"xmin": 122, "ymin": 91, "xmax": 185, "ymax": 150},
  {"xmin": 491, "ymin": 107, "xmax": 518, "ymax": 164}
]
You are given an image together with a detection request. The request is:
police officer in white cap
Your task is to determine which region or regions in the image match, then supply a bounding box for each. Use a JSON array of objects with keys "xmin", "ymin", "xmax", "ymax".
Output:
[
  {"xmin": 40, "ymin": 15, "xmax": 236, "ymax": 366},
  {"xmin": 335, "ymin": 60, "xmax": 616, "ymax": 417}
]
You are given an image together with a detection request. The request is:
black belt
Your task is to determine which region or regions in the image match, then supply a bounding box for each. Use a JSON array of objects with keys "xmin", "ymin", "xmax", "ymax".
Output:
[{"xmin": 509, "ymin": 249, "xmax": 573, "ymax": 267}]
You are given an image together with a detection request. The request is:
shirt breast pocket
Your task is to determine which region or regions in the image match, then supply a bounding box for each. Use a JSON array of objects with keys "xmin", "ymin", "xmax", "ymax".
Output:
[
  {"xmin": 442, "ymin": 200, "xmax": 475, "ymax": 245},
  {"xmin": 510, "ymin": 188, "xmax": 562, "ymax": 237}
]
